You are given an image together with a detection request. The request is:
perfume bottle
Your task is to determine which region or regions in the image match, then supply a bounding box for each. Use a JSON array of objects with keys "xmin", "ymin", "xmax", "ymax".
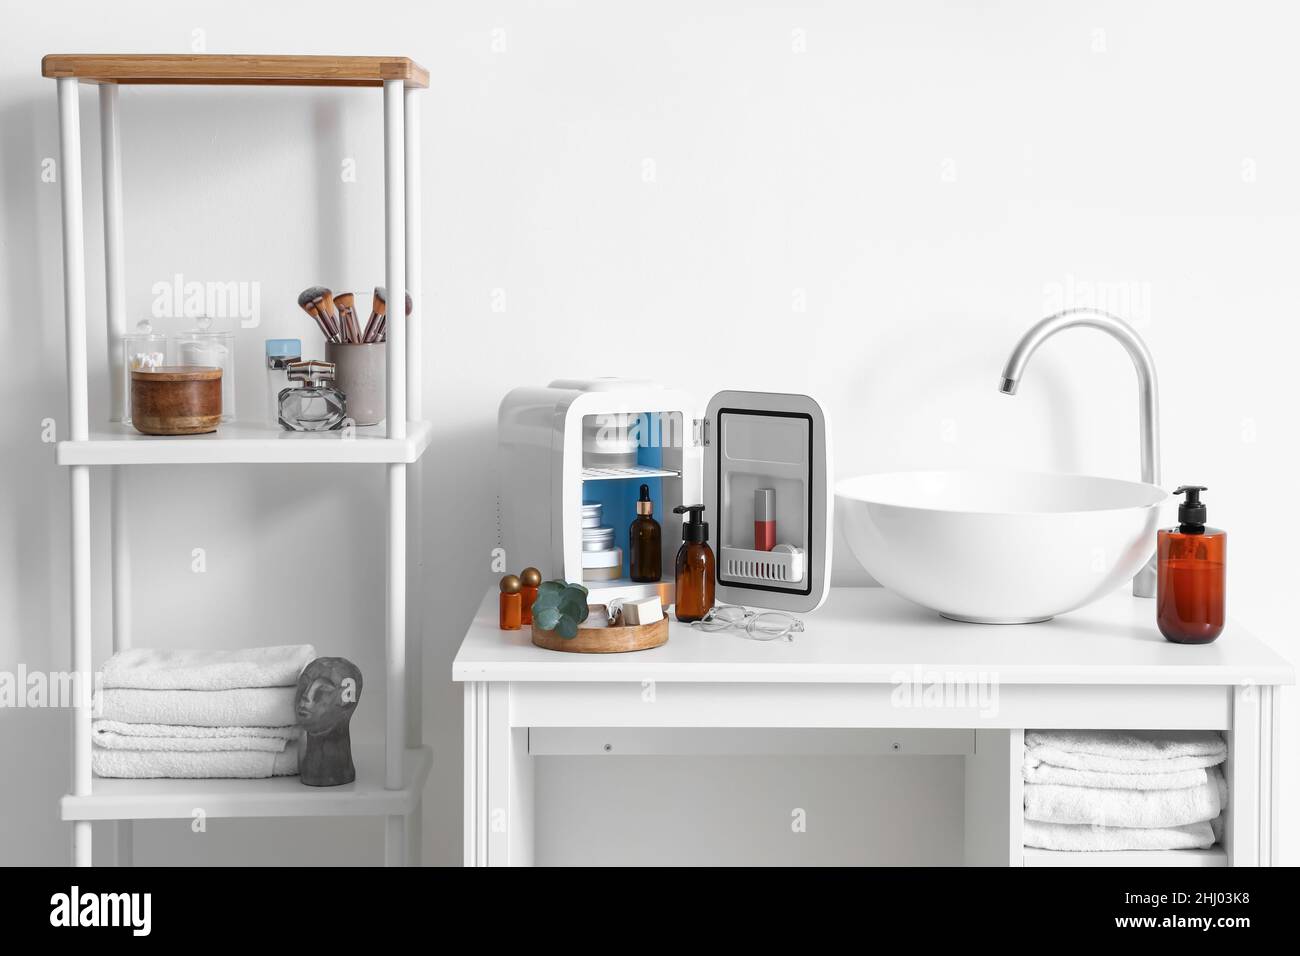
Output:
[
  {"xmin": 519, "ymin": 567, "xmax": 542, "ymax": 625},
  {"xmin": 264, "ymin": 338, "xmax": 302, "ymax": 425},
  {"xmin": 499, "ymin": 574, "xmax": 523, "ymax": 630},
  {"xmin": 278, "ymin": 360, "xmax": 346, "ymax": 432}
]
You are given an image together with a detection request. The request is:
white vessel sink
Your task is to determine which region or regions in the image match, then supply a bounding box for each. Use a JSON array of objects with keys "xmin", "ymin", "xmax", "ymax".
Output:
[{"xmin": 835, "ymin": 471, "xmax": 1167, "ymax": 623}]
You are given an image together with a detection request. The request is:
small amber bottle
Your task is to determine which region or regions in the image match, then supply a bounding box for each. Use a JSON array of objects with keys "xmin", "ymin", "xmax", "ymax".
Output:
[
  {"xmin": 499, "ymin": 574, "xmax": 522, "ymax": 630},
  {"xmin": 629, "ymin": 484, "xmax": 662, "ymax": 582},
  {"xmin": 673, "ymin": 504, "xmax": 715, "ymax": 622},
  {"xmin": 519, "ymin": 567, "xmax": 541, "ymax": 625},
  {"xmin": 1157, "ymin": 486, "xmax": 1226, "ymax": 644}
]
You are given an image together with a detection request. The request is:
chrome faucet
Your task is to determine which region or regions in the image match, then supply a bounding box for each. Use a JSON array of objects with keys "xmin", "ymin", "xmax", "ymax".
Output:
[{"xmin": 998, "ymin": 307, "xmax": 1161, "ymax": 598}]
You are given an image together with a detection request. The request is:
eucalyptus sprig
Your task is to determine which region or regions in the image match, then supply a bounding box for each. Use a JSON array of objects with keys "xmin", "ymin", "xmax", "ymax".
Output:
[{"xmin": 530, "ymin": 580, "xmax": 590, "ymax": 639}]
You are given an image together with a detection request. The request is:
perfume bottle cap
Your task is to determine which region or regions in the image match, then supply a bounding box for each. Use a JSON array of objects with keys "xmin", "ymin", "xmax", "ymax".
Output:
[
  {"xmin": 266, "ymin": 338, "xmax": 302, "ymax": 369},
  {"xmin": 287, "ymin": 359, "xmax": 335, "ymax": 387},
  {"xmin": 1173, "ymin": 485, "xmax": 1208, "ymax": 532}
]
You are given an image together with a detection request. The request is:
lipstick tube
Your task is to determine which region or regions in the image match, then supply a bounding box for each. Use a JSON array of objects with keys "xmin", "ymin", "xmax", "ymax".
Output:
[{"xmin": 754, "ymin": 487, "xmax": 776, "ymax": 552}]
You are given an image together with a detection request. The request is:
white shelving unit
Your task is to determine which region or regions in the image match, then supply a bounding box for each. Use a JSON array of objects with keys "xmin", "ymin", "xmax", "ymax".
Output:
[{"xmin": 44, "ymin": 53, "xmax": 432, "ymax": 867}]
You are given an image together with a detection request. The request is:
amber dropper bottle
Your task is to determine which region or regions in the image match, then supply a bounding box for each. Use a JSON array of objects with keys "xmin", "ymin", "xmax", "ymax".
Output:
[
  {"xmin": 1157, "ymin": 485, "xmax": 1226, "ymax": 644},
  {"xmin": 629, "ymin": 484, "xmax": 662, "ymax": 582}
]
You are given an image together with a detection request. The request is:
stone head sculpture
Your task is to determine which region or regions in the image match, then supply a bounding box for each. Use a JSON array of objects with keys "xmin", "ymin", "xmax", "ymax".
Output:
[{"xmin": 295, "ymin": 656, "xmax": 363, "ymax": 787}]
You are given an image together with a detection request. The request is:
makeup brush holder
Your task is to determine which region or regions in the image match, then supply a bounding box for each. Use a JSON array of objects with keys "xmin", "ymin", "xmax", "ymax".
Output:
[{"xmin": 325, "ymin": 342, "xmax": 385, "ymax": 426}]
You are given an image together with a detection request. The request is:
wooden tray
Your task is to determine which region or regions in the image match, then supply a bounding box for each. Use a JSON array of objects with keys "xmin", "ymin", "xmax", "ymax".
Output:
[{"xmin": 531, "ymin": 605, "xmax": 668, "ymax": 654}]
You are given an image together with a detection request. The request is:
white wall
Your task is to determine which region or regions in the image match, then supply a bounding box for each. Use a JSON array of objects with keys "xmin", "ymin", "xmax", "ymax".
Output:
[{"xmin": 1, "ymin": 0, "xmax": 1295, "ymax": 865}]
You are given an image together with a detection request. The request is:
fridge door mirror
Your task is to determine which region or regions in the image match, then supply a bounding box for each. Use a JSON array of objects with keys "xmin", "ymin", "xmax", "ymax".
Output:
[{"xmin": 703, "ymin": 390, "xmax": 832, "ymax": 613}]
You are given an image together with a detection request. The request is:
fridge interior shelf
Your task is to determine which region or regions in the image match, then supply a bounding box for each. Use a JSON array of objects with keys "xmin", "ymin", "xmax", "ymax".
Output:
[
  {"xmin": 580, "ymin": 464, "xmax": 680, "ymax": 482},
  {"xmin": 719, "ymin": 544, "xmax": 805, "ymax": 585}
]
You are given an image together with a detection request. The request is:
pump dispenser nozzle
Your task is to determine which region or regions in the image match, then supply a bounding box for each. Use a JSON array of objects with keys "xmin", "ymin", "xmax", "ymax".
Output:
[
  {"xmin": 673, "ymin": 504, "xmax": 709, "ymax": 543},
  {"xmin": 1173, "ymin": 485, "xmax": 1208, "ymax": 533}
]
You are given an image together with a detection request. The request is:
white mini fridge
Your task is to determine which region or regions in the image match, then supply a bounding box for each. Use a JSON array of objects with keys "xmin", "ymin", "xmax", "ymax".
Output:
[{"xmin": 498, "ymin": 378, "xmax": 832, "ymax": 614}]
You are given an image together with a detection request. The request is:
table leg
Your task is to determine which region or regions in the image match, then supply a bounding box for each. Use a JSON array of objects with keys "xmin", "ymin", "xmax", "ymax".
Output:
[
  {"xmin": 464, "ymin": 682, "xmax": 534, "ymax": 866},
  {"xmin": 1227, "ymin": 683, "xmax": 1279, "ymax": 866},
  {"xmin": 964, "ymin": 728, "xmax": 1022, "ymax": 866}
]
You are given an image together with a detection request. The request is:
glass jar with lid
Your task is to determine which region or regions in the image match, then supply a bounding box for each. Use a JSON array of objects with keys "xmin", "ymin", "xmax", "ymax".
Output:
[
  {"xmin": 174, "ymin": 317, "xmax": 236, "ymax": 422},
  {"xmin": 120, "ymin": 320, "xmax": 168, "ymax": 425}
]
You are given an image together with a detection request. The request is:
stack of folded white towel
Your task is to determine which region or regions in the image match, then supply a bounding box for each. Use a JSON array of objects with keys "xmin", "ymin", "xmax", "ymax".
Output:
[
  {"xmin": 1023, "ymin": 730, "xmax": 1227, "ymax": 852},
  {"xmin": 92, "ymin": 645, "xmax": 315, "ymax": 779}
]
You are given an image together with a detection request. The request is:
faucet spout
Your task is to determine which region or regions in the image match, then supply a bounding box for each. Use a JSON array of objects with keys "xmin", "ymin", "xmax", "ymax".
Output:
[{"xmin": 998, "ymin": 307, "xmax": 1161, "ymax": 597}]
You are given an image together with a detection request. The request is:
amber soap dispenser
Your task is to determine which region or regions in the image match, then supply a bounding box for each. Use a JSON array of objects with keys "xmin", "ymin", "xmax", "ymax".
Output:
[
  {"xmin": 672, "ymin": 504, "xmax": 715, "ymax": 622},
  {"xmin": 1157, "ymin": 485, "xmax": 1226, "ymax": 644}
]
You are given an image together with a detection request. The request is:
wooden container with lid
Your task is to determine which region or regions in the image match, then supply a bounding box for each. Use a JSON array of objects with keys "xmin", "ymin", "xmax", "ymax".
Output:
[{"xmin": 130, "ymin": 365, "xmax": 223, "ymax": 435}]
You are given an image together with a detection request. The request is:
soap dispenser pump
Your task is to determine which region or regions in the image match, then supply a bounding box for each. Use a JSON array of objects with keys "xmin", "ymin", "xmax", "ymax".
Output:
[
  {"xmin": 1157, "ymin": 485, "xmax": 1226, "ymax": 644},
  {"xmin": 672, "ymin": 504, "xmax": 715, "ymax": 622}
]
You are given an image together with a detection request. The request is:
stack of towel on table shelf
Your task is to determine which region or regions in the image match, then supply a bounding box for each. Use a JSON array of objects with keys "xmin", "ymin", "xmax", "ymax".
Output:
[
  {"xmin": 1023, "ymin": 730, "xmax": 1227, "ymax": 852},
  {"xmin": 92, "ymin": 645, "xmax": 315, "ymax": 779}
]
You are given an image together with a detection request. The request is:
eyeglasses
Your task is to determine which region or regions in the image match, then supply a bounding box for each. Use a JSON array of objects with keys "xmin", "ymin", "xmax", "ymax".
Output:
[{"xmin": 689, "ymin": 604, "xmax": 805, "ymax": 642}]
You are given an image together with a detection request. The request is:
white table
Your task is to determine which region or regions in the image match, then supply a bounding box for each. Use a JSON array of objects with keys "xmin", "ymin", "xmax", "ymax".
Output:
[{"xmin": 452, "ymin": 587, "xmax": 1293, "ymax": 867}]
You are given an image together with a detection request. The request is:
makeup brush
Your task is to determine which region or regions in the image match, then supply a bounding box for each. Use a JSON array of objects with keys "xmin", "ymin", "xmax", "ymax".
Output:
[
  {"xmin": 377, "ymin": 292, "xmax": 412, "ymax": 342},
  {"xmin": 371, "ymin": 290, "xmax": 413, "ymax": 343},
  {"xmin": 307, "ymin": 301, "xmax": 336, "ymax": 342},
  {"xmin": 334, "ymin": 291, "xmax": 361, "ymax": 344},
  {"xmin": 301, "ymin": 286, "xmax": 342, "ymax": 342},
  {"xmin": 316, "ymin": 302, "xmax": 342, "ymax": 342},
  {"xmin": 362, "ymin": 286, "xmax": 387, "ymax": 344},
  {"xmin": 318, "ymin": 289, "xmax": 343, "ymax": 342},
  {"xmin": 297, "ymin": 286, "xmax": 339, "ymax": 342}
]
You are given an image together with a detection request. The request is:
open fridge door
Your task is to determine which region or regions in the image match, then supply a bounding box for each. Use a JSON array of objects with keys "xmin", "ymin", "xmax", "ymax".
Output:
[{"xmin": 703, "ymin": 390, "xmax": 832, "ymax": 613}]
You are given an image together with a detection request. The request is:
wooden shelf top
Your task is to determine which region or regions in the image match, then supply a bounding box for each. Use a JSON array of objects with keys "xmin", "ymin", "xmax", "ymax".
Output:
[{"xmin": 42, "ymin": 54, "xmax": 428, "ymax": 88}]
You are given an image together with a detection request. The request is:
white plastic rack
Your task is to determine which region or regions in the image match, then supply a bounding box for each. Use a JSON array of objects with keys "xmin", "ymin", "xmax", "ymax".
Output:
[
  {"xmin": 579, "ymin": 464, "xmax": 681, "ymax": 482},
  {"xmin": 43, "ymin": 53, "xmax": 432, "ymax": 867}
]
